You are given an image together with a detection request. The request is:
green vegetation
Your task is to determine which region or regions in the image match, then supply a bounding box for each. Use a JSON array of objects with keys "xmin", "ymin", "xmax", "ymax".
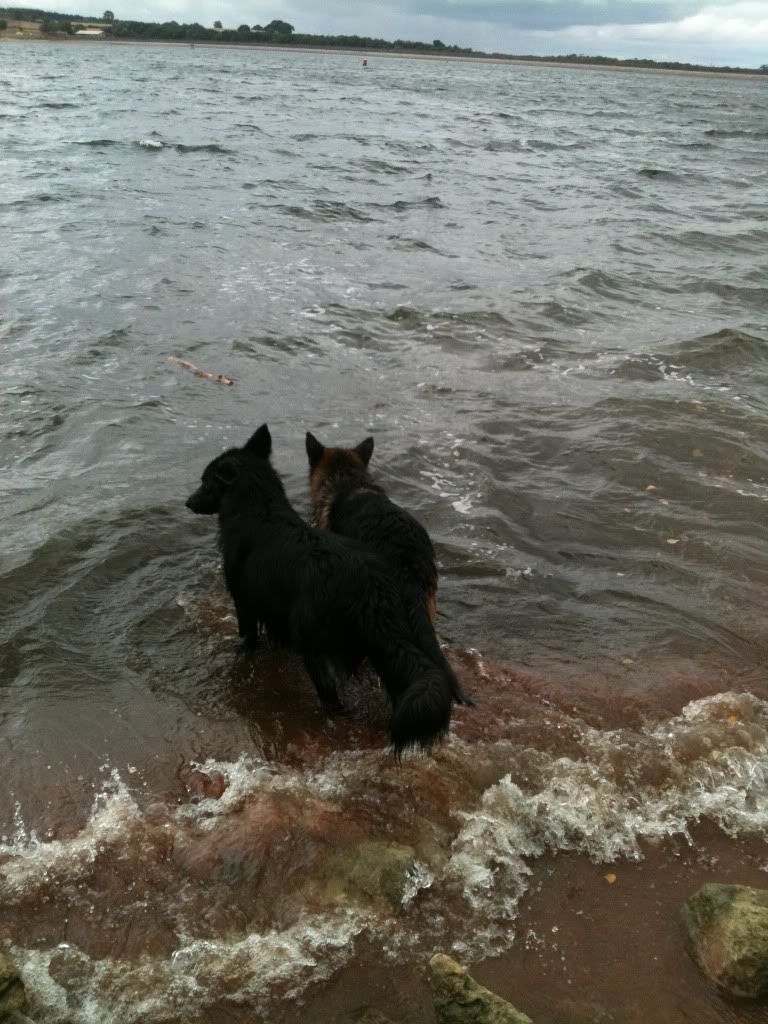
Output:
[
  {"xmin": 0, "ymin": 5, "xmax": 765, "ymax": 72},
  {"xmin": 1, "ymin": 5, "xmax": 89, "ymax": 18},
  {"xmin": 95, "ymin": 16, "xmax": 472, "ymax": 51},
  {"xmin": 0, "ymin": 17, "xmax": 7, "ymax": 27},
  {"xmin": 40, "ymin": 15, "xmax": 74, "ymax": 32},
  {"xmin": 488, "ymin": 50, "xmax": 767, "ymax": 74}
]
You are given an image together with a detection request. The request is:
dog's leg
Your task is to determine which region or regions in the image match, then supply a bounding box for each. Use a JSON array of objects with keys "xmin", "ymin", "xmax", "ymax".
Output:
[
  {"xmin": 452, "ymin": 680, "xmax": 477, "ymax": 707},
  {"xmin": 234, "ymin": 632, "xmax": 263, "ymax": 654},
  {"xmin": 303, "ymin": 655, "xmax": 346, "ymax": 713},
  {"xmin": 231, "ymin": 593, "xmax": 251, "ymax": 641},
  {"xmin": 232, "ymin": 602, "xmax": 264, "ymax": 653}
]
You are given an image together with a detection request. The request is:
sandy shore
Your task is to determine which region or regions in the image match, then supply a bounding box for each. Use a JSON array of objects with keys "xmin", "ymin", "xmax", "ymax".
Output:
[{"xmin": 2, "ymin": 33, "xmax": 767, "ymax": 81}]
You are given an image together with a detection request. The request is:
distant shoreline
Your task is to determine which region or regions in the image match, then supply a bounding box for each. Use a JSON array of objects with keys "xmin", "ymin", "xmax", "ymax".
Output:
[{"xmin": 2, "ymin": 35, "xmax": 768, "ymax": 81}]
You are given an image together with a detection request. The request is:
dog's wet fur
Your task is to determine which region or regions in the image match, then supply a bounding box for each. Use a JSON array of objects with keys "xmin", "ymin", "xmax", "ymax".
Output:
[
  {"xmin": 186, "ymin": 425, "xmax": 472, "ymax": 753},
  {"xmin": 305, "ymin": 432, "xmax": 438, "ymax": 624}
]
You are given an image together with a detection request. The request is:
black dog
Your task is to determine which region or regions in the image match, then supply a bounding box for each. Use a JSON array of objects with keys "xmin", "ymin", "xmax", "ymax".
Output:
[{"xmin": 186, "ymin": 425, "xmax": 471, "ymax": 752}]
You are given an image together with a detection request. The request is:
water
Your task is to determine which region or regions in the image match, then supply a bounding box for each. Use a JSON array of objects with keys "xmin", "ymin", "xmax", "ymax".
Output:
[{"xmin": 1, "ymin": 41, "xmax": 768, "ymax": 1024}]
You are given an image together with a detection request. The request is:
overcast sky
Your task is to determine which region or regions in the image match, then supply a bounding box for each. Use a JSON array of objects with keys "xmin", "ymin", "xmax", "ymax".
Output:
[{"xmin": 110, "ymin": 0, "xmax": 768, "ymax": 66}]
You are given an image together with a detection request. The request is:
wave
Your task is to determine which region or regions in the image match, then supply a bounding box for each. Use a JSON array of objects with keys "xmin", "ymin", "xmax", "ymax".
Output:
[
  {"xmin": 450, "ymin": 692, "xmax": 768, "ymax": 910},
  {"xmin": 173, "ymin": 142, "xmax": 234, "ymax": 154},
  {"xmin": 1, "ymin": 193, "xmax": 69, "ymax": 209},
  {"xmin": 131, "ymin": 140, "xmax": 234, "ymax": 153},
  {"xmin": 356, "ymin": 157, "xmax": 411, "ymax": 175},
  {"xmin": 660, "ymin": 227, "xmax": 768, "ymax": 253},
  {"xmin": 4, "ymin": 690, "xmax": 768, "ymax": 1021},
  {"xmin": 519, "ymin": 298, "xmax": 595, "ymax": 327},
  {"xmin": 563, "ymin": 266, "xmax": 632, "ymax": 298},
  {"xmin": 390, "ymin": 196, "xmax": 444, "ymax": 211},
  {"xmin": 637, "ymin": 167, "xmax": 679, "ymax": 180},
  {"xmin": 386, "ymin": 236, "xmax": 446, "ymax": 253},
  {"xmin": 275, "ymin": 200, "xmax": 374, "ymax": 222},
  {"xmin": 233, "ymin": 122, "xmax": 270, "ymax": 133},
  {"xmin": 705, "ymin": 128, "xmax": 768, "ymax": 139},
  {"xmin": 664, "ymin": 328, "xmax": 768, "ymax": 373},
  {"xmin": 612, "ymin": 329, "xmax": 768, "ymax": 393}
]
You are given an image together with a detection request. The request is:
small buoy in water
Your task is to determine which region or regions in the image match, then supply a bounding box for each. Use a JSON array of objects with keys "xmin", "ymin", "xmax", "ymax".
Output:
[{"xmin": 362, "ymin": 58, "xmax": 368, "ymax": 67}]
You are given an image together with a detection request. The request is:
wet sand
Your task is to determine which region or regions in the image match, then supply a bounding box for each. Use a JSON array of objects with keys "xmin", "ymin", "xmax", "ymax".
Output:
[{"xmin": 295, "ymin": 829, "xmax": 768, "ymax": 1024}]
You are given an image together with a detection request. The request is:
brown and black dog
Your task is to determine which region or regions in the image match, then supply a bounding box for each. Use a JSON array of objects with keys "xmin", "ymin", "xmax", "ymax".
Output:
[
  {"xmin": 305, "ymin": 432, "xmax": 439, "ymax": 623},
  {"xmin": 305, "ymin": 431, "xmax": 473, "ymax": 715}
]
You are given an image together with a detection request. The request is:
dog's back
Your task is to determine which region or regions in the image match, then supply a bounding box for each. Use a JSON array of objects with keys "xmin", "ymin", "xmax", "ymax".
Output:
[{"xmin": 306, "ymin": 432, "xmax": 438, "ymax": 622}]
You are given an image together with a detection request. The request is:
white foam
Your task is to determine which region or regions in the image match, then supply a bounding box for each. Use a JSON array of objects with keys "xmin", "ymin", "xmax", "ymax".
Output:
[
  {"xmin": 401, "ymin": 860, "xmax": 435, "ymax": 908},
  {"xmin": 446, "ymin": 693, "xmax": 768, "ymax": 920},
  {"xmin": 13, "ymin": 909, "xmax": 371, "ymax": 1024},
  {"xmin": 451, "ymin": 495, "xmax": 474, "ymax": 514},
  {"xmin": 5, "ymin": 693, "xmax": 768, "ymax": 1018},
  {"xmin": 0, "ymin": 770, "xmax": 143, "ymax": 899}
]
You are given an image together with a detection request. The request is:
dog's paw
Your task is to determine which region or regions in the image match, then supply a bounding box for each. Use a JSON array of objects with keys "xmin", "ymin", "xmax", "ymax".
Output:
[
  {"xmin": 322, "ymin": 698, "xmax": 350, "ymax": 717},
  {"xmin": 455, "ymin": 693, "xmax": 478, "ymax": 707},
  {"xmin": 234, "ymin": 636, "xmax": 263, "ymax": 655}
]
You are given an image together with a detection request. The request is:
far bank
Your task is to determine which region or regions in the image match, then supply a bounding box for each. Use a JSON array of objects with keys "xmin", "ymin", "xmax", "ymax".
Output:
[{"xmin": 2, "ymin": 33, "xmax": 768, "ymax": 82}]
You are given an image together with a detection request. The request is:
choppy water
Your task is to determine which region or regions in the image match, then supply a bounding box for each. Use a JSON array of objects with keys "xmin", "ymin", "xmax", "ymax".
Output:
[{"xmin": 2, "ymin": 41, "xmax": 768, "ymax": 1024}]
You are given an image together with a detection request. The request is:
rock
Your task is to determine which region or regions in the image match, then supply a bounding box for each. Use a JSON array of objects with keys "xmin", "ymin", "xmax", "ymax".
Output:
[
  {"xmin": 0, "ymin": 951, "xmax": 28, "ymax": 1016},
  {"xmin": 351, "ymin": 1010, "xmax": 399, "ymax": 1024},
  {"xmin": 48, "ymin": 944, "xmax": 96, "ymax": 990},
  {"xmin": 321, "ymin": 841, "xmax": 416, "ymax": 910},
  {"xmin": 429, "ymin": 953, "xmax": 533, "ymax": 1024},
  {"xmin": 177, "ymin": 765, "xmax": 227, "ymax": 802},
  {"xmin": 682, "ymin": 882, "xmax": 768, "ymax": 997},
  {"xmin": 551, "ymin": 999, "xmax": 618, "ymax": 1024}
]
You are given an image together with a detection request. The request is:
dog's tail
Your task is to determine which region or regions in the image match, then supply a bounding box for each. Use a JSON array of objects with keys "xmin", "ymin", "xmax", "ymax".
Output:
[
  {"xmin": 364, "ymin": 629, "xmax": 454, "ymax": 754},
  {"xmin": 388, "ymin": 660, "xmax": 453, "ymax": 754},
  {"xmin": 403, "ymin": 583, "xmax": 475, "ymax": 708}
]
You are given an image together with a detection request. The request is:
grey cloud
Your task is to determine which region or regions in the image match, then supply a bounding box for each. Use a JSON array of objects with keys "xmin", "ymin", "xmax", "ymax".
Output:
[
  {"xmin": 386, "ymin": 0, "xmax": 693, "ymax": 29},
  {"xmin": 286, "ymin": 0, "xmax": 730, "ymax": 31},
  {"xmin": 118, "ymin": 0, "xmax": 767, "ymax": 65}
]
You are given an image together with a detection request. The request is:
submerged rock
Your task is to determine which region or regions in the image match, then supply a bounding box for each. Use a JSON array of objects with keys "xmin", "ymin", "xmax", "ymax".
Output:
[
  {"xmin": 550, "ymin": 999, "xmax": 618, "ymax": 1024},
  {"xmin": 682, "ymin": 883, "xmax": 768, "ymax": 997},
  {"xmin": 0, "ymin": 951, "xmax": 28, "ymax": 1016},
  {"xmin": 320, "ymin": 840, "xmax": 417, "ymax": 910},
  {"xmin": 429, "ymin": 953, "xmax": 533, "ymax": 1024},
  {"xmin": 352, "ymin": 1010, "xmax": 399, "ymax": 1024}
]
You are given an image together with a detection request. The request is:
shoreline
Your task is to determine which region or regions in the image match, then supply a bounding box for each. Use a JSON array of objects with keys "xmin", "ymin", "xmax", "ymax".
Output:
[{"xmin": 2, "ymin": 35, "xmax": 767, "ymax": 81}]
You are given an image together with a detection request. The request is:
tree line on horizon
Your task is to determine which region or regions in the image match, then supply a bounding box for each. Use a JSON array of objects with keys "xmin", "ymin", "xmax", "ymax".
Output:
[
  {"xmin": 1, "ymin": 6, "xmax": 766, "ymax": 72},
  {"xmin": 106, "ymin": 18, "xmax": 473, "ymax": 52},
  {"xmin": 0, "ymin": 7, "xmax": 471, "ymax": 50}
]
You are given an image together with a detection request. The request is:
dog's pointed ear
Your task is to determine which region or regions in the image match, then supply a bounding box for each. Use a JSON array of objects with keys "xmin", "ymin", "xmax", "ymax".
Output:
[
  {"xmin": 305, "ymin": 431, "xmax": 325, "ymax": 469},
  {"xmin": 355, "ymin": 436, "xmax": 374, "ymax": 466},
  {"xmin": 214, "ymin": 457, "xmax": 238, "ymax": 486},
  {"xmin": 244, "ymin": 423, "xmax": 272, "ymax": 459}
]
